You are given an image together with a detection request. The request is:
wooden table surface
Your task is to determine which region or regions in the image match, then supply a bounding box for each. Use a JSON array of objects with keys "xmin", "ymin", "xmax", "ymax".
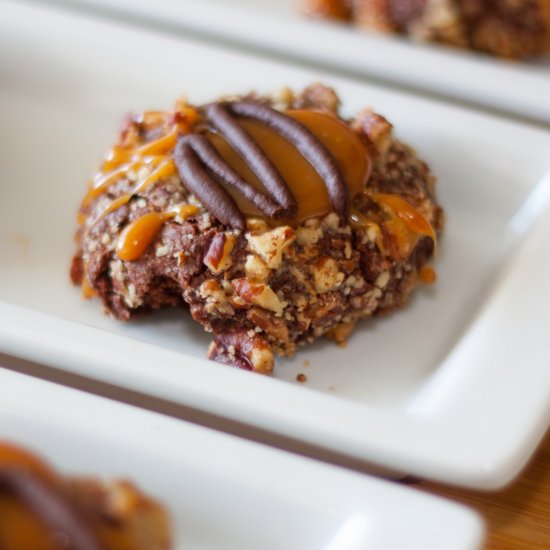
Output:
[{"xmin": 417, "ymin": 430, "xmax": 550, "ymax": 549}]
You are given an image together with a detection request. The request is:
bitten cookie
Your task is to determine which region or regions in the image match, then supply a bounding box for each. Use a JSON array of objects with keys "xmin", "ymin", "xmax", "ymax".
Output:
[{"xmin": 71, "ymin": 84, "xmax": 443, "ymax": 373}]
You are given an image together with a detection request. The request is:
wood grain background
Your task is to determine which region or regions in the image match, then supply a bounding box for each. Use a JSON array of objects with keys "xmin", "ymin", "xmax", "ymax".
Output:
[{"xmin": 417, "ymin": 431, "xmax": 550, "ymax": 549}]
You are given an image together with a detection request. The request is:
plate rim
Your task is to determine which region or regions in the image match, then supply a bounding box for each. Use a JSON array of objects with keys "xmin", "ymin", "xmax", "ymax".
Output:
[{"xmin": 38, "ymin": 0, "xmax": 550, "ymax": 126}]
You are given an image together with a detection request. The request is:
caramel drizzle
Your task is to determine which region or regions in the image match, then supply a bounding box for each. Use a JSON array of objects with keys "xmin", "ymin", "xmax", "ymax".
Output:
[
  {"xmin": 0, "ymin": 468, "xmax": 104, "ymax": 550},
  {"xmin": 80, "ymin": 99, "xmax": 437, "ymax": 271},
  {"xmin": 84, "ymin": 155, "xmax": 177, "ymax": 225},
  {"xmin": 79, "ymin": 105, "xmax": 195, "ymax": 223},
  {"xmin": 174, "ymin": 101, "xmax": 348, "ymax": 230},
  {"xmin": 368, "ymin": 191, "xmax": 436, "ymax": 244},
  {"xmin": 350, "ymin": 191, "xmax": 437, "ymax": 260},
  {"xmin": 116, "ymin": 204, "xmax": 199, "ymax": 261}
]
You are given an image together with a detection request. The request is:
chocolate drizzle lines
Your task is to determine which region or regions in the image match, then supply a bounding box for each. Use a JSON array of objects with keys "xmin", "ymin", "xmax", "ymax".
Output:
[
  {"xmin": 229, "ymin": 101, "xmax": 348, "ymax": 219},
  {"xmin": 175, "ymin": 133, "xmax": 285, "ymax": 229},
  {"xmin": 205, "ymin": 103, "xmax": 298, "ymax": 216},
  {"xmin": 176, "ymin": 135, "xmax": 248, "ymax": 229},
  {"xmin": 174, "ymin": 100, "xmax": 348, "ymax": 229},
  {"xmin": 0, "ymin": 468, "xmax": 104, "ymax": 550}
]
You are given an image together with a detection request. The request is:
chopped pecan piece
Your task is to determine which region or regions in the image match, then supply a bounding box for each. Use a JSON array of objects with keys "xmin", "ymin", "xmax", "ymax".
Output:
[
  {"xmin": 312, "ymin": 257, "xmax": 345, "ymax": 293},
  {"xmin": 208, "ymin": 330, "xmax": 275, "ymax": 374},
  {"xmin": 246, "ymin": 226, "xmax": 296, "ymax": 270},
  {"xmin": 247, "ymin": 307, "xmax": 290, "ymax": 343},
  {"xmin": 203, "ymin": 233, "xmax": 236, "ymax": 274},
  {"xmin": 232, "ymin": 278, "xmax": 284, "ymax": 315}
]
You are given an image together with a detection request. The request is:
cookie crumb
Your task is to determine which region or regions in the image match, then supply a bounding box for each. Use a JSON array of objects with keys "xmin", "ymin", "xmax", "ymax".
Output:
[
  {"xmin": 303, "ymin": 360, "xmax": 310, "ymax": 368},
  {"xmin": 296, "ymin": 373, "xmax": 307, "ymax": 383}
]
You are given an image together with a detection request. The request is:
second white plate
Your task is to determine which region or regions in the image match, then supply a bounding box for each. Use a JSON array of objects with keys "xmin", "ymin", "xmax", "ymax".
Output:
[
  {"xmin": 0, "ymin": 367, "xmax": 484, "ymax": 550},
  {"xmin": 41, "ymin": 0, "xmax": 550, "ymax": 125}
]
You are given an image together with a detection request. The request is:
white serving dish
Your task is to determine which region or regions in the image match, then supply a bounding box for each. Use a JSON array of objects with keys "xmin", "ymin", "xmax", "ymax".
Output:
[
  {"xmin": 1, "ymin": 0, "xmax": 550, "ymax": 489},
  {"xmin": 0, "ymin": 367, "xmax": 484, "ymax": 550},
  {"xmin": 39, "ymin": 0, "xmax": 550, "ymax": 125}
]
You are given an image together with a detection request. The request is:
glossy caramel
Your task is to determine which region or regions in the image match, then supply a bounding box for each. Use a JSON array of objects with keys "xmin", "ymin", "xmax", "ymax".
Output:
[
  {"xmin": 84, "ymin": 104, "xmax": 437, "ymax": 269},
  {"xmin": 366, "ymin": 191, "xmax": 436, "ymax": 260},
  {"xmin": 116, "ymin": 204, "xmax": 199, "ymax": 261},
  {"xmin": 208, "ymin": 110, "xmax": 370, "ymax": 224},
  {"xmin": 81, "ymin": 276, "xmax": 96, "ymax": 299},
  {"xmin": 81, "ymin": 102, "xmax": 197, "ymax": 210},
  {"xmin": 420, "ymin": 265, "xmax": 436, "ymax": 284},
  {"xmin": 108, "ymin": 108, "xmax": 370, "ymax": 261},
  {"xmin": 349, "ymin": 209, "xmax": 386, "ymax": 255},
  {"xmin": 116, "ymin": 211, "xmax": 174, "ymax": 261},
  {"xmin": 95, "ymin": 193, "xmax": 132, "ymax": 222}
]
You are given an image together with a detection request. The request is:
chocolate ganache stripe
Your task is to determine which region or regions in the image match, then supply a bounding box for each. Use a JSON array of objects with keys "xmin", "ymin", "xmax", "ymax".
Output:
[
  {"xmin": 205, "ymin": 103, "xmax": 298, "ymax": 218},
  {"xmin": 175, "ymin": 100, "xmax": 350, "ymax": 227},
  {"xmin": 175, "ymin": 135, "xmax": 246, "ymax": 229},
  {"xmin": 178, "ymin": 133, "xmax": 286, "ymax": 222},
  {"xmin": 0, "ymin": 468, "xmax": 104, "ymax": 550},
  {"xmin": 229, "ymin": 101, "xmax": 349, "ymax": 219}
]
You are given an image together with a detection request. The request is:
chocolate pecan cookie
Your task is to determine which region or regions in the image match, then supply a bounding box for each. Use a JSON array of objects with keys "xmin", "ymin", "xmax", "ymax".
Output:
[
  {"xmin": 301, "ymin": 0, "xmax": 550, "ymax": 58},
  {"xmin": 71, "ymin": 84, "xmax": 443, "ymax": 373}
]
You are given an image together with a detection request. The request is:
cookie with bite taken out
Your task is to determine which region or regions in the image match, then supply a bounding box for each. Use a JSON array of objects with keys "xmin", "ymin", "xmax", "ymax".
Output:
[{"xmin": 71, "ymin": 84, "xmax": 443, "ymax": 374}]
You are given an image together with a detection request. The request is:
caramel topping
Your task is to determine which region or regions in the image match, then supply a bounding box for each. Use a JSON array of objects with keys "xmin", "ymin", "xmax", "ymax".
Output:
[
  {"xmin": 116, "ymin": 204, "xmax": 198, "ymax": 261},
  {"xmin": 83, "ymin": 100, "xmax": 372, "ymax": 265},
  {"xmin": 420, "ymin": 265, "xmax": 436, "ymax": 284},
  {"xmin": 83, "ymin": 158, "xmax": 176, "ymax": 225},
  {"xmin": 81, "ymin": 277, "xmax": 96, "ymax": 299},
  {"xmin": 369, "ymin": 192, "xmax": 435, "ymax": 240},
  {"xmin": 101, "ymin": 130, "xmax": 176, "ymax": 174},
  {"xmin": 349, "ymin": 209, "xmax": 386, "ymax": 255},
  {"xmin": 171, "ymin": 203, "xmax": 200, "ymax": 219},
  {"xmin": 132, "ymin": 159, "xmax": 176, "ymax": 195},
  {"xmin": 95, "ymin": 194, "xmax": 132, "ymax": 222},
  {"xmin": 134, "ymin": 128, "xmax": 178, "ymax": 157},
  {"xmin": 82, "ymin": 98, "xmax": 434, "ymax": 269},
  {"xmin": 116, "ymin": 212, "xmax": 174, "ymax": 262},
  {"xmin": 85, "ymin": 165, "xmax": 132, "ymax": 203},
  {"xmin": 80, "ymin": 100, "xmax": 198, "ymax": 215},
  {"xmin": 366, "ymin": 191, "xmax": 436, "ymax": 260},
  {"xmin": 208, "ymin": 110, "xmax": 369, "ymax": 224},
  {"xmin": 174, "ymin": 101, "xmax": 371, "ymax": 229}
]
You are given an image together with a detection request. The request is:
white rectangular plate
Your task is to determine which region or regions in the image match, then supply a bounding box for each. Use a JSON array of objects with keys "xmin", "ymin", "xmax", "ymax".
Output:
[
  {"xmin": 0, "ymin": 367, "xmax": 484, "ymax": 550},
  {"xmin": 1, "ymin": 0, "xmax": 550, "ymax": 489},
  {"xmin": 38, "ymin": 0, "xmax": 550, "ymax": 125}
]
